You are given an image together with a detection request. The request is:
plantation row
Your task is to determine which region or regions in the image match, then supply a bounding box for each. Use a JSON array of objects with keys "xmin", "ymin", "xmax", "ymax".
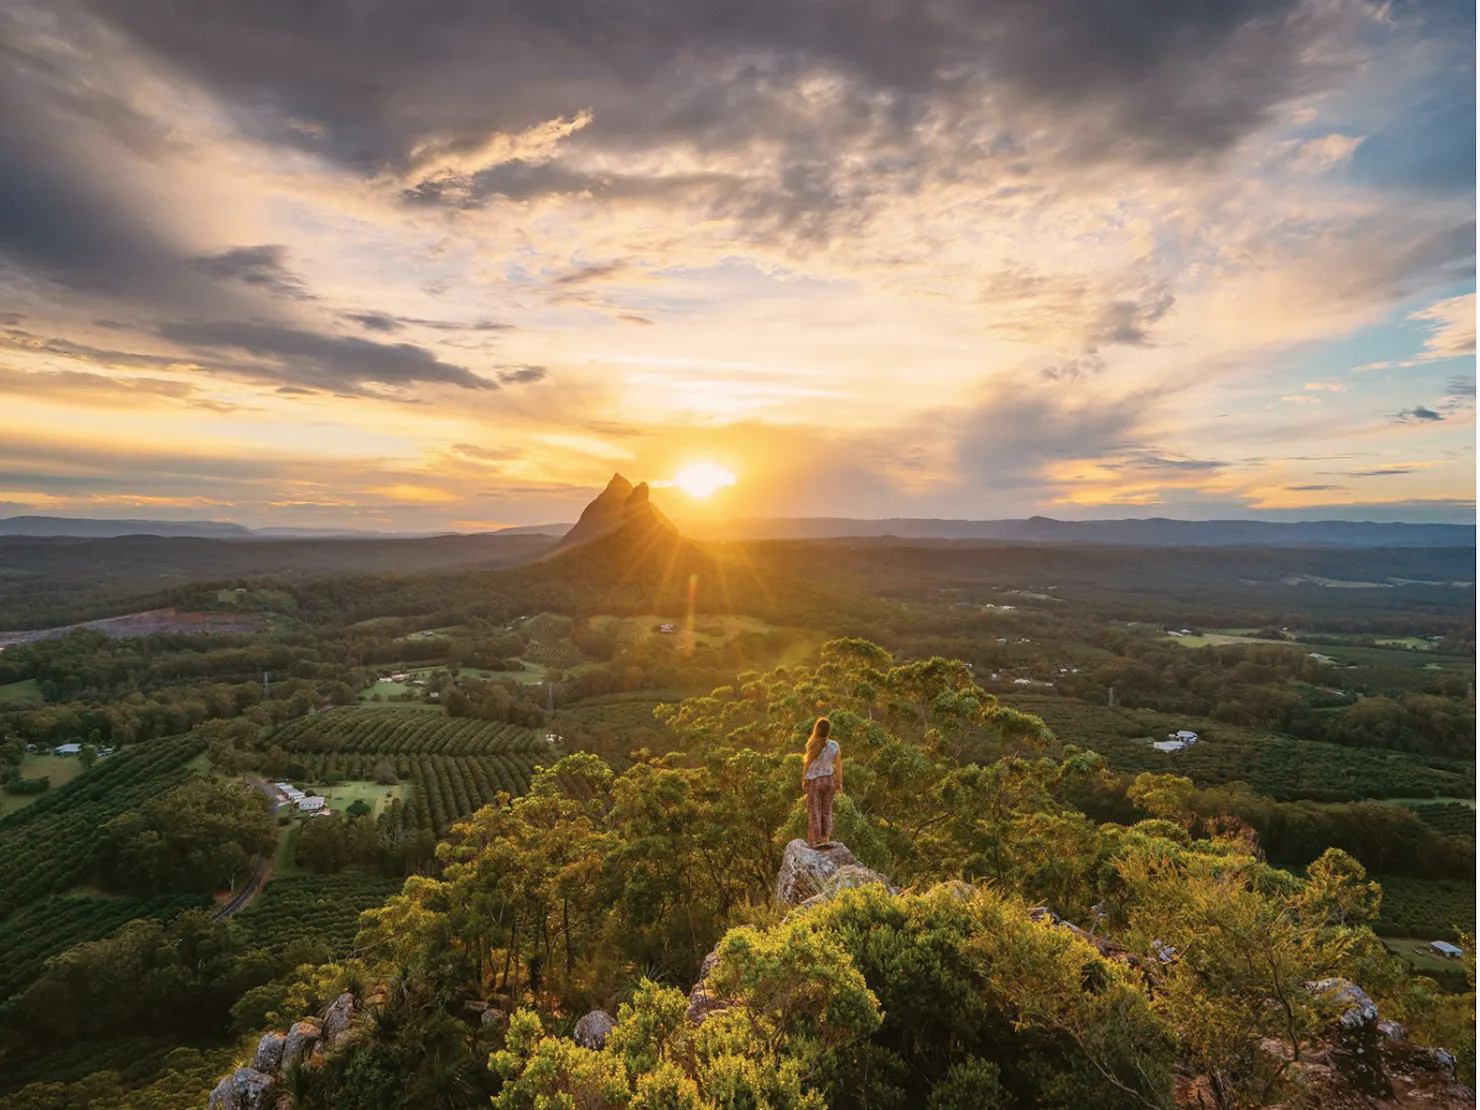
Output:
[
  {"xmin": 271, "ymin": 707, "xmax": 547, "ymax": 756},
  {"xmin": 415, "ymin": 753, "xmax": 540, "ymax": 836},
  {"xmin": 1407, "ymin": 802, "xmax": 1476, "ymax": 840},
  {"xmin": 237, "ymin": 873, "xmax": 404, "ymax": 958},
  {"xmin": 1373, "ymin": 875, "xmax": 1476, "ymax": 941},
  {"xmin": 522, "ymin": 639, "xmax": 586, "ymax": 669},
  {"xmin": 0, "ymin": 892, "xmax": 209, "ymax": 1006},
  {"xmin": 0, "ymin": 734, "xmax": 206, "ymax": 920}
]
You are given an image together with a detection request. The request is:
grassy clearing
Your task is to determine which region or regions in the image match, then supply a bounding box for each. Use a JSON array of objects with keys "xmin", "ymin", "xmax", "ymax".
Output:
[
  {"xmin": 1381, "ymin": 937, "xmax": 1471, "ymax": 978},
  {"xmin": 1387, "ymin": 797, "xmax": 1476, "ymax": 809},
  {"xmin": 589, "ymin": 612, "xmax": 776, "ymax": 646},
  {"xmin": 300, "ymin": 779, "xmax": 407, "ymax": 817},
  {"xmin": 0, "ymin": 754, "xmax": 84, "ymax": 817},
  {"xmin": 0, "ymin": 679, "xmax": 42, "ymax": 706}
]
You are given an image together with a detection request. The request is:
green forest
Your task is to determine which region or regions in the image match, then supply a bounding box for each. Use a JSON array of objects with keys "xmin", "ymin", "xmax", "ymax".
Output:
[{"xmin": 0, "ymin": 530, "xmax": 1472, "ymax": 1108}]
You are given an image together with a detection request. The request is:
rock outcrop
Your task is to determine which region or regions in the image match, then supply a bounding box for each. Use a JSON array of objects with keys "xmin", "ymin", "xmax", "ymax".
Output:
[
  {"xmin": 558, "ymin": 475, "xmax": 678, "ymax": 550},
  {"xmin": 775, "ymin": 839, "xmax": 893, "ymax": 907},
  {"xmin": 574, "ymin": 1009, "xmax": 615, "ymax": 1049},
  {"xmin": 249, "ymin": 1032, "xmax": 284, "ymax": 1073},
  {"xmin": 207, "ymin": 1066, "xmax": 275, "ymax": 1110},
  {"xmin": 321, "ymin": 992, "xmax": 355, "ymax": 1047},
  {"xmin": 210, "ymin": 995, "xmax": 361, "ymax": 1107},
  {"xmin": 280, "ymin": 1020, "xmax": 320, "ymax": 1072}
]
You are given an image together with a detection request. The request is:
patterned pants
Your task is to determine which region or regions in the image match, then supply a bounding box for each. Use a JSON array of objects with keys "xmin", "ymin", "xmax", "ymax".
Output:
[{"xmin": 805, "ymin": 776, "xmax": 836, "ymax": 845}]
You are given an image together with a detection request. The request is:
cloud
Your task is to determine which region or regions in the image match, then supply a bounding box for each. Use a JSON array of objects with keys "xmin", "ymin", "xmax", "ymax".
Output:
[
  {"xmin": 614, "ymin": 314, "xmax": 656, "ymax": 326},
  {"xmin": 1389, "ymin": 405, "xmax": 1444, "ymax": 423},
  {"xmin": 1285, "ymin": 484, "xmax": 1343, "ymax": 491},
  {"xmin": 190, "ymin": 245, "xmax": 313, "ymax": 299},
  {"xmin": 1290, "ymin": 133, "xmax": 1365, "ymax": 173},
  {"xmin": 1304, "ymin": 380, "xmax": 1345, "ymax": 392},
  {"xmin": 156, "ymin": 321, "xmax": 498, "ymax": 392},
  {"xmin": 1409, "ymin": 292, "xmax": 1477, "ymax": 360},
  {"xmin": 497, "ymin": 366, "xmax": 548, "ymax": 385}
]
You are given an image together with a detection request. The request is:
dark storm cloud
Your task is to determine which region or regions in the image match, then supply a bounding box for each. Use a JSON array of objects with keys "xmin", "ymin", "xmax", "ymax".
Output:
[
  {"xmin": 190, "ymin": 245, "xmax": 313, "ymax": 299},
  {"xmin": 74, "ymin": 0, "xmax": 1374, "ymax": 206},
  {"xmin": 156, "ymin": 321, "xmax": 497, "ymax": 392},
  {"xmin": 0, "ymin": 67, "xmax": 194, "ymax": 302}
]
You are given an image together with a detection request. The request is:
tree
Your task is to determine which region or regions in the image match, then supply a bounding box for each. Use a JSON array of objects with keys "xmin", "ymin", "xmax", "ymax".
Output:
[
  {"xmin": 96, "ymin": 776, "xmax": 274, "ymax": 895},
  {"xmin": 78, "ymin": 743, "xmax": 97, "ymax": 770}
]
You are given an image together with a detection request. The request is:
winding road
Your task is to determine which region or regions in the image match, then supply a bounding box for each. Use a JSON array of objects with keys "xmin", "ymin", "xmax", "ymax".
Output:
[{"xmin": 212, "ymin": 774, "xmax": 280, "ymax": 920}]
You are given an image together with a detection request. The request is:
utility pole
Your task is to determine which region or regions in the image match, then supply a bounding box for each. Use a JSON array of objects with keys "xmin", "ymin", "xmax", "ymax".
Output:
[
  {"xmin": 263, "ymin": 670, "xmax": 270, "ymax": 701},
  {"xmin": 1108, "ymin": 686, "xmax": 1117, "ymax": 709}
]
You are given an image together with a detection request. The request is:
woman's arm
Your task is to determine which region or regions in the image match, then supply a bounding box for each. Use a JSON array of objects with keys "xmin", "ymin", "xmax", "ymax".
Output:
[{"xmin": 833, "ymin": 746, "xmax": 843, "ymax": 794}]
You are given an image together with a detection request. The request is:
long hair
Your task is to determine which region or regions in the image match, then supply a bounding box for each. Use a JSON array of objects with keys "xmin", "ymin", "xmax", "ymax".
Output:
[{"xmin": 803, "ymin": 717, "xmax": 831, "ymax": 768}]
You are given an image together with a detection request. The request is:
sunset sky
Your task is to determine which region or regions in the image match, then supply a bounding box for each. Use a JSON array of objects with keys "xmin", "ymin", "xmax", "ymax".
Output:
[{"xmin": 0, "ymin": 0, "xmax": 1474, "ymax": 531}]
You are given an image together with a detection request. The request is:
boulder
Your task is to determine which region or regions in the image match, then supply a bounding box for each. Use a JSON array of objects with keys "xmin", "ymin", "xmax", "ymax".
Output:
[
  {"xmin": 1308, "ymin": 977, "xmax": 1389, "ymax": 1097},
  {"xmin": 249, "ymin": 1032, "xmax": 284, "ymax": 1073},
  {"xmin": 321, "ymin": 992, "xmax": 355, "ymax": 1046},
  {"xmin": 574, "ymin": 1009, "xmax": 615, "ymax": 1050},
  {"xmin": 776, "ymin": 840, "xmax": 892, "ymax": 907},
  {"xmin": 280, "ymin": 1020, "xmax": 321, "ymax": 1072},
  {"xmin": 930, "ymin": 880, "xmax": 976, "ymax": 902},
  {"xmin": 207, "ymin": 1067, "xmax": 274, "ymax": 1110},
  {"xmin": 1377, "ymin": 1019, "xmax": 1408, "ymax": 1042},
  {"xmin": 686, "ymin": 949, "xmax": 729, "ymax": 1024}
]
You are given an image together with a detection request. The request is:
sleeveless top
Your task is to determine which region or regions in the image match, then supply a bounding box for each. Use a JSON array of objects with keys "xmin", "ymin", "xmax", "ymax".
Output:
[{"xmin": 804, "ymin": 739, "xmax": 839, "ymax": 780}]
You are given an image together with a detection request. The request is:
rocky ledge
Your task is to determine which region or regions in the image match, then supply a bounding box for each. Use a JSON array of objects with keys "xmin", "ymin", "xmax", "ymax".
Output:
[{"xmin": 208, "ymin": 992, "xmax": 357, "ymax": 1110}]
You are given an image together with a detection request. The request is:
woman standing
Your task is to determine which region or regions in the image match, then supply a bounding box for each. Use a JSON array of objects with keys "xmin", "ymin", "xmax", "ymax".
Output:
[{"xmin": 802, "ymin": 717, "xmax": 842, "ymax": 846}]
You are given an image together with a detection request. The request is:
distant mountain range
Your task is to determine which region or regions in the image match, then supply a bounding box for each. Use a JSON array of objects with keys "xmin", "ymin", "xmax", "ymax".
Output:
[
  {"xmin": 1, "ymin": 512, "xmax": 1472, "ymax": 547},
  {"xmin": 682, "ymin": 516, "xmax": 1476, "ymax": 547}
]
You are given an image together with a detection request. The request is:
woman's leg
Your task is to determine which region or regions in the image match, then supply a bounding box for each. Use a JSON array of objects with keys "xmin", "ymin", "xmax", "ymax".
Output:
[
  {"xmin": 820, "ymin": 783, "xmax": 835, "ymax": 843},
  {"xmin": 806, "ymin": 779, "xmax": 822, "ymax": 845}
]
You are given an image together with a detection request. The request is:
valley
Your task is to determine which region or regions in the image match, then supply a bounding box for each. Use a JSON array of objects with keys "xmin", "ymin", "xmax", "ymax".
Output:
[{"xmin": 0, "ymin": 505, "xmax": 1472, "ymax": 1108}]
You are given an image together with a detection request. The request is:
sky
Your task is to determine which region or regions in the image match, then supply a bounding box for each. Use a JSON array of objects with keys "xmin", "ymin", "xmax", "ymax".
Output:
[{"xmin": 0, "ymin": 0, "xmax": 1474, "ymax": 531}]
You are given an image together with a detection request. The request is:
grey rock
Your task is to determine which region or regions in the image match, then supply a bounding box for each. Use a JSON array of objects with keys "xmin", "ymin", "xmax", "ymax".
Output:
[
  {"xmin": 249, "ymin": 1032, "xmax": 284, "ymax": 1073},
  {"xmin": 574, "ymin": 1009, "xmax": 615, "ymax": 1049},
  {"xmin": 686, "ymin": 949, "xmax": 729, "ymax": 1024},
  {"xmin": 1431, "ymin": 1048, "xmax": 1458, "ymax": 1080},
  {"xmin": 481, "ymin": 1007, "xmax": 508, "ymax": 1030},
  {"xmin": 1308, "ymin": 978, "xmax": 1379, "ymax": 1029},
  {"xmin": 207, "ymin": 1067, "xmax": 275, "ymax": 1110},
  {"xmin": 321, "ymin": 992, "xmax": 354, "ymax": 1046},
  {"xmin": 1377, "ymin": 1019, "xmax": 1407, "ymax": 1042},
  {"xmin": 775, "ymin": 840, "xmax": 897, "ymax": 907},
  {"xmin": 280, "ymin": 1020, "xmax": 320, "ymax": 1071}
]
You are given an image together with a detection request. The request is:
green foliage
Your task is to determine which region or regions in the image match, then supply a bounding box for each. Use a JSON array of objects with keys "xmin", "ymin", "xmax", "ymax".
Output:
[
  {"xmin": 269, "ymin": 707, "xmax": 547, "ymax": 757},
  {"xmin": 1374, "ymin": 876, "xmax": 1476, "ymax": 941},
  {"xmin": 95, "ymin": 776, "xmax": 275, "ymax": 896},
  {"xmin": 0, "ymin": 893, "xmax": 209, "ymax": 1007},
  {"xmin": 0, "ymin": 734, "xmax": 205, "ymax": 919}
]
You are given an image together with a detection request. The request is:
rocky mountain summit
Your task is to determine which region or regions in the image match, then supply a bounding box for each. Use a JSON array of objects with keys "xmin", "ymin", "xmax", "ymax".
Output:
[{"xmin": 557, "ymin": 473, "xmax": 677, "ymax": 549}]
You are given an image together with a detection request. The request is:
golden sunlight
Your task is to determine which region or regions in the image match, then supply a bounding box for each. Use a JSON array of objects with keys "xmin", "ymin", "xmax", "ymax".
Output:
[{"xmin": 671, "ymin": 462, "xmax": 737, "ymax": 499}]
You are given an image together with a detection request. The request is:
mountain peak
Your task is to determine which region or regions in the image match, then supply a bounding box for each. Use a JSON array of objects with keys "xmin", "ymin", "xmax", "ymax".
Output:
[{"xmin": 559, "ymin": 475, "xmax": 674, "ymax": 548}]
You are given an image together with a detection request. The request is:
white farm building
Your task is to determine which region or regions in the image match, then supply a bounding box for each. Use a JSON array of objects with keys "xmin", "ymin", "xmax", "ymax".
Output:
[{"xmin": 297, "ymin": 796, "xmax": 327, "ymax": 812}]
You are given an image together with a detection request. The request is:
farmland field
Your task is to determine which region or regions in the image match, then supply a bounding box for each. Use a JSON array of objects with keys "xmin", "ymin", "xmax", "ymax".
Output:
[
  {"xmin": 1374, "ymin": 875, "xmax": 1476, "ymax": 940},
  {"xmin": 0, "ymin": 678, "xmax": 42, "ymax": 705},
  {"xmin": 237, "ymin": 873, "xmax": 404, "ymax": 958},
  {"xmin": 0, "ymin": 734, "xmax": 207, "ymax": 919},
  {"xmin": 272, "ymin": 706, "xmax": 548, "ymax": 756},
  {"xmin": 0, "ymin": 753, "xmax": 85, "ymax": 817},
  {"xmin": 0, "ymin": 892, "xmax": 209, "ymax": 1007},
  {"xmin": 1404, "ymin": 801, "xmax": 1476, "ymax": 839},
  {"xmin": 1000, "ymin": 695, "xmax": 1474, "ymax": 801}
]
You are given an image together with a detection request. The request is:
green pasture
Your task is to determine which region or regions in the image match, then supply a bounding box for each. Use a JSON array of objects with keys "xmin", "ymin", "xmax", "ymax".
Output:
[
  {"xmin": 588, "ymin": 612, "xmax": 776, "ymax": 646},
  {"xmin": 0, "ymin": 679, "xmax": 42, "ymax": 706},
  {"xmin": 1382, "ymin": 937, "xmax": 1471, "ymax": 978},
  {"xmin": 0, "ymin": 754, "xmax": 84, "ymax": 817},
  {"xmin": 300, "ymin": 779, "xmax": 407, "ymax": 818}
]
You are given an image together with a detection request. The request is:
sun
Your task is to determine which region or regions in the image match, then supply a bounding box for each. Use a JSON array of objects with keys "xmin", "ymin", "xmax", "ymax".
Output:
[{"xmin": 671, "ymin": 462, "xmax": 737, "ymax": 499}]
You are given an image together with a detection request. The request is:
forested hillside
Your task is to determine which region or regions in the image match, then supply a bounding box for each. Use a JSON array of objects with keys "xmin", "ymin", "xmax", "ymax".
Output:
[{"xmin": 0, "ymin": 535, "xmax": 1471, "ymax": 1108}]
